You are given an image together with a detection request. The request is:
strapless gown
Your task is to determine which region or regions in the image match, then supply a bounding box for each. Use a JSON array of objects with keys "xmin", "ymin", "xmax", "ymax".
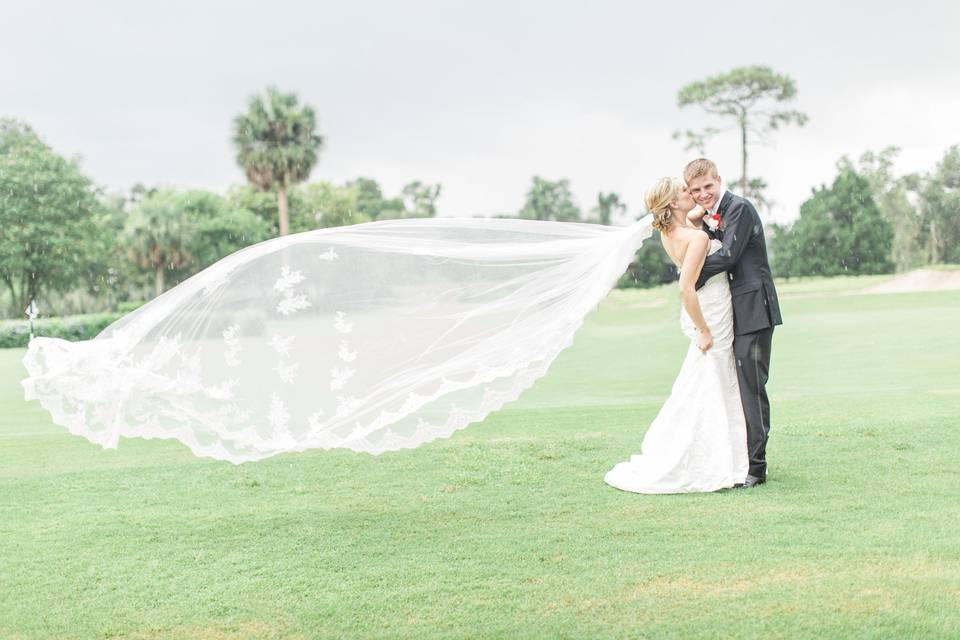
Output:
[{"xmin": 604, "ymin": 239, "xmax": 748, "ymax": 493}]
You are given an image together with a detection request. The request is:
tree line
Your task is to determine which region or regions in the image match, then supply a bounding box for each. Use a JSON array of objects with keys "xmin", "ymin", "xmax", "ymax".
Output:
[
  {"xmin": 506, "ymin": 145, "xmax": 960, "ymax": 288},
  {"xmin": 2, "ymin": 72, "xmax": 958, "ymax": 320},
  {"xmin": 770, "ymin": 146, "xmax": 960, "ymax": 278}
]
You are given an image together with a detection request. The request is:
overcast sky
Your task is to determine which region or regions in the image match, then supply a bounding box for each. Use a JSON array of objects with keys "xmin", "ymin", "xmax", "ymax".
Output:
[{"xmin": 3, "ymin": 0, "xmax": 958, "ymax": 224}]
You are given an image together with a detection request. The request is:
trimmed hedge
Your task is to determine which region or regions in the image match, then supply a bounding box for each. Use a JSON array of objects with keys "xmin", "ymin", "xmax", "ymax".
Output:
[
  {"xmin": 117, "ymin": 300, "xmax": 145, "ymax": 314},
  {"xmin": 0, "ymin": 312, "xmax": 123, "ymax": 348}
]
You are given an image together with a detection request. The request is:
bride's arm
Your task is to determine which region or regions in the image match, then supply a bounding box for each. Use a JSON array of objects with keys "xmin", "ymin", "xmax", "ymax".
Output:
[
  {"xmin": 678, "ymin": 233, "xmax": 713, "ymax": 351},
  {"xmin": 687, "ymin": 206, "xmax": 706, "ymax": 226}
]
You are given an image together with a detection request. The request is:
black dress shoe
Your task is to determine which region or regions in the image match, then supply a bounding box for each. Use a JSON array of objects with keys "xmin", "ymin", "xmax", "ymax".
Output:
[{"xmin": 739, "ymin": 474, "xmax": 766, "ymax": 488}]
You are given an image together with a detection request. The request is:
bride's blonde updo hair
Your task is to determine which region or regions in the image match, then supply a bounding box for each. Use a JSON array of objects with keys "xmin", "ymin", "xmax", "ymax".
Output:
[{"xmin": 645, "ymin": 177, "xmax": 682, "ymax": 232}]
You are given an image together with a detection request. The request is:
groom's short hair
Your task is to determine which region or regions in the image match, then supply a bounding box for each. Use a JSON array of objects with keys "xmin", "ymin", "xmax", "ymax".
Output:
[{"xmin": 684, "ymin": 158, "xmax": 719, "ymax": 183}]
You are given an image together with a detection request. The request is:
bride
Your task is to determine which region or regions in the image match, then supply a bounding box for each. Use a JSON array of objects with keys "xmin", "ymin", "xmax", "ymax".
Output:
[{"xmin": 603, "ymin": 177, "xmax": 748, "ymax": 493}]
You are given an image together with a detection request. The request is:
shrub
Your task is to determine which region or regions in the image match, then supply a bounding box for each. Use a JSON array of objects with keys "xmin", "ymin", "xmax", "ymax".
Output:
[
  {"xmin": 0, "ymin": 312, "xmax": 122, "ymax": 348},
  {"xmin": 117, "ymin": 300, "xmax": 145, "ymax": 314}
]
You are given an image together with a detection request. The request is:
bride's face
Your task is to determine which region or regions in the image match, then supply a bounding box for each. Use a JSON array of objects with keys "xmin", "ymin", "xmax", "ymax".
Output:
[{"xmin": 673, "ymin": 184, "xmax": 696, "ymax": 213}]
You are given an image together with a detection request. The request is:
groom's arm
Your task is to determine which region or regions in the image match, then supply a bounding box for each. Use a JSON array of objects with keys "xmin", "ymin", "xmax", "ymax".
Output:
[{"xmin": 695, "ymin": 199, "xmax": 756, "ymax": 289}]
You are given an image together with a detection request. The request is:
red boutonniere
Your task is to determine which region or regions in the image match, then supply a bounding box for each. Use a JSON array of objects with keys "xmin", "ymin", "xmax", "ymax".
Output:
[{"xmin": 704, "ymin": 211, "xmax": 722, "ymax": 231}]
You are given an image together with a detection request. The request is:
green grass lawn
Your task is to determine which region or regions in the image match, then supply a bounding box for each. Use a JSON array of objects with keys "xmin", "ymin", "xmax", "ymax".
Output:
[{"xmin": 2, "ymin": 279, "xmax": 959, "ymax": 639}]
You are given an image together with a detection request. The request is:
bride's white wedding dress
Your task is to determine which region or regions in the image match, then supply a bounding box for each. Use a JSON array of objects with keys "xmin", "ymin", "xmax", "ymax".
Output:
[{"xmin": 604, "ymin": 239, "xmax": 748, "ymax": 493}]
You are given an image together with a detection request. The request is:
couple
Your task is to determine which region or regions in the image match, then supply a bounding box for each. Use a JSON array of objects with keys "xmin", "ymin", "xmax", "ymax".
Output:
[
  {"xmin": 22, "ymin": 158, "xmax": 776, "ymax": 468},
  {"xmin": 604, "ymin": 158, "xmax": 782, "ymax": 494}
]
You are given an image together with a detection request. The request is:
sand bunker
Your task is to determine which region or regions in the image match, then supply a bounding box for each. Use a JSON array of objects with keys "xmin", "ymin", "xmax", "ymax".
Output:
[{"xmin": 863, "ymin": 269, "xmax": 960, "ymax": 294}]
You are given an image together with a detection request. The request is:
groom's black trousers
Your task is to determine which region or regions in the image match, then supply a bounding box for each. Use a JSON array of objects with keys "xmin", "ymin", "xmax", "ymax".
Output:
[{"xmin": 734, "ymin": 327, "xmax": 774, "ymax": 478}]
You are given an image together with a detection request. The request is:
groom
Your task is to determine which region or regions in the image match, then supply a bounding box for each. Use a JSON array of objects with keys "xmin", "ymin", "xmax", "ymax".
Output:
[{"xmin": 684, "ymin": 158, "xmax": 782, "ymax": 488}]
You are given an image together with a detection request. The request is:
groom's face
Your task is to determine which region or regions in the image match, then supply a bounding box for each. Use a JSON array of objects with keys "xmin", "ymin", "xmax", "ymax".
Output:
[{"xmin": 687, "ymin": 174, "xmax": 722, "ymax": 210}]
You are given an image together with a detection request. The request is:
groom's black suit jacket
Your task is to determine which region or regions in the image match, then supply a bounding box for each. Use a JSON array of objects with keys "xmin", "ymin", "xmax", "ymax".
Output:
[{"xmin": 696, "ymin": 191, "xmax": 782, "ymax": 336}]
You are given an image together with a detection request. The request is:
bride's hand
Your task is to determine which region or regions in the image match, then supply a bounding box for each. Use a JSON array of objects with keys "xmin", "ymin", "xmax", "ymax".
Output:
[
  {"xmin": 697, "ymin": 328, "xmax": 713, "ymax": 353},
  {"xmin": 687, "ymin": 206, "xmax": 706, "ymax": 225}
]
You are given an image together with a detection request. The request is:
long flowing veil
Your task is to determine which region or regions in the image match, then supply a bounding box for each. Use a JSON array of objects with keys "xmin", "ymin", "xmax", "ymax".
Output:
[{"xmin": 22, "ymin": 216, "xmax": 654, "ymax": 463}]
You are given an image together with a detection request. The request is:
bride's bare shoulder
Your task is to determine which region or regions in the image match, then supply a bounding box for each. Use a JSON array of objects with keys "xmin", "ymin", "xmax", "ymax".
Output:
[
  {"xmin": 662, "ymin": 227, "xmax": 707, "ymax": 266},
  {"xmin": 671, "ymin": 227, "xmax": 709, "ymax": 249},
  {"xmin": 686, "ymin": 228, "xmax": 710, "ymax": 249}
]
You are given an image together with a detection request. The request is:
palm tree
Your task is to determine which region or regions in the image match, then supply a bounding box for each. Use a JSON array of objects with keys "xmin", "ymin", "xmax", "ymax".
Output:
[
  {"xmin": 232, "ymin": 87, "xmax": 323, "ymax": 236},
  {"xmin": 123, "ymin": 190, "xmax": 197, "ymax": 297}
]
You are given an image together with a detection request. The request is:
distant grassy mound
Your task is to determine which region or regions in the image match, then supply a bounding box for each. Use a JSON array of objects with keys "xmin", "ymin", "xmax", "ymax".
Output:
[{"xmin": 863, "ymin": 267, "xmax": 960, "ymax": 294}]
